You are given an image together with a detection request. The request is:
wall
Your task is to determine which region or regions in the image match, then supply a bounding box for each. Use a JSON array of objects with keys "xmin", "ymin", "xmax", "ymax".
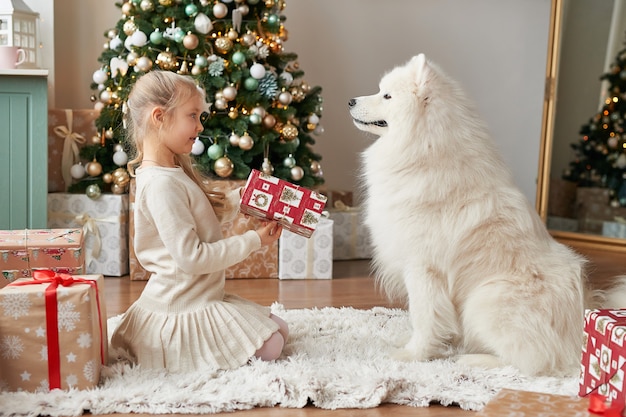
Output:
[{"xmin": 46, "ymin": 0, "xmax": 551, "ymax": 204}]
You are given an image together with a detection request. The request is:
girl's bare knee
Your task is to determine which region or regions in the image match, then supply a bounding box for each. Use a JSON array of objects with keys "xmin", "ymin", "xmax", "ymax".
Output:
[{"xmin": 255, "ymin": 331, "xmax": 285, "ymax": 361}]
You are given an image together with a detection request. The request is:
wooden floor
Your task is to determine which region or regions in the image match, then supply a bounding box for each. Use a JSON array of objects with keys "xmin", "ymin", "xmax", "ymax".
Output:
[{"xmin": 102, "ymin": 247, "xmax": 624, "ymax": 417}]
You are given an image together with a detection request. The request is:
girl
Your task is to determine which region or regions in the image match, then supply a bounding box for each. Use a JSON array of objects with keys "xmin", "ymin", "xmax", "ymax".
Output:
[{"xmin": 111, "ymin": 70, "xmax": 288, "ymax": 372}]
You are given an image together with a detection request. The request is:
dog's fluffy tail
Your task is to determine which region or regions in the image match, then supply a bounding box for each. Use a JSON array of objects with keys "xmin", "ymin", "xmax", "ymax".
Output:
[{"xmin": 599, "ymin": 275, "xmax": 626, "ymax": 309}]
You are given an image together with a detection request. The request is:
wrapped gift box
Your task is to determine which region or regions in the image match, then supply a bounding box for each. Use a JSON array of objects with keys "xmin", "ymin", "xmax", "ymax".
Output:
[
  {"xmin": 576, "ymin": 187, "xmax": 626, "ymax": 234},
  {"xmin": 602, "ymin": 219, "xmax": 626, "ymax": 239},
  {"xmin": 579, "ymin": 309, "xmax": 626, "ymax": 410},
  {"xmin": 317, "ymin": 187, "xmax": 353, "ymax": 209},
  {"xmin": 47, "ymin": 193, "xmax": 129, "ymax": 276},
  {"xmin": 128, "ymin": 178, "xmax": 278, "ymax": 280},
  {"xmin": 477, "ymin": 389, "xmax": 589, "ymax": 416},
  {"xmin": 0, "ymin": 272, "xmax": 108, "ymax": 392},
  {"xmin": 279, "ymin": 217, "xmax": 333, "ymax": 280},
  {"xmin": 240, "ymin": 169, "xmax": 328, "ymax": 238},
  {"xmin": 0, "ymin": 229, "xmax": 85, "ymax": 288},
  {"xmin": 328, "ymin": 206, "xmax": 373, "ymax": 260},
  {"xmin": 48, "ymin": 109, "xmax": 100, "ymax": 192}
]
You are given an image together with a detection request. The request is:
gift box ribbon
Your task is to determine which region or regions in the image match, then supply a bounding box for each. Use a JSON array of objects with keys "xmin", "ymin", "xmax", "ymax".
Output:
[
  {"xmin": 54, "ymin": 109, "xmax": 86, "ymax": 190},
  {"xmin": 588, "ymin": 393, "xmax": 624, "ymax": 417},
  {"xmin": 332, "ymin": 202, "xmax": 363, "ymax": 258},
  {"xmin": 8, "ymin": 270, "xmax": 105, "ymax": 390},
  {"xmin": 48, "ymin": 211, "xmax": 127, "ymax": 263}
]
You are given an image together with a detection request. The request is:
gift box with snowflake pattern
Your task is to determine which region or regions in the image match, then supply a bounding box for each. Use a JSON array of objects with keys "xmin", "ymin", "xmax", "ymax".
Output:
[
  {"xmin": 328, "ymin": 207, "xmax": 373, "ymax": 260},
  {"xmin": 0, "ymin": 273, "xmax": 107, "ymax": 392},
  {"xmin": 0, "ymin": 229, "xmax": 85, "ymax": 288},
  {"xmin": 579, "ymin": 309, "xmax": 626, "ymax": 410},
  {"xmin": 47, "ymin": 193, "xmax": 129, "ymax": 276},
  {"xmin": 240, "ymin": 169, "xmax": 327, "ymax": 238},
  {"xmin": 278, "ymin": 217, "xmax": 333, "ymax": 279}
]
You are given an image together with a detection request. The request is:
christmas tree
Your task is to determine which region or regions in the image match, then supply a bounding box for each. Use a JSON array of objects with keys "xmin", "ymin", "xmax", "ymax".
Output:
[
  {"xmin": 70, "ymin": 0, "xmax": 325, "ymax": 197},
  {"xmin": 563, "ymin": 43, "xmax": 626, "ymax": 207}
]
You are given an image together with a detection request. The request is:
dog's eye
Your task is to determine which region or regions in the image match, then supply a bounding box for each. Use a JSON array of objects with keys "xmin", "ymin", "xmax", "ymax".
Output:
[{"xmin": 383, "ymin": 94, "xmax": 391, "ymax": 100}]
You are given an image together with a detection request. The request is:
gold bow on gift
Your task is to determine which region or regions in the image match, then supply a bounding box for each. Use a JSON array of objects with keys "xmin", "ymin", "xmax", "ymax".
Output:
[
  {"xmin": 54, "ymin": 109, "xmax": 86, "ymax": 190},
  {"xmin": 333, "ymin": 201, "xmax": 358, "ymax": 212},
  {"xmin": 74, "ymin": 214, "xmax": 102, "ymax": 260}
]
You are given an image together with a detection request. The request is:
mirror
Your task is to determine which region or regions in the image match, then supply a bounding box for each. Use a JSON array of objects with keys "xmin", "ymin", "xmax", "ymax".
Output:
[{"xmin": 537, "ymin": 0, "xmax": 626, "ymax": 253}]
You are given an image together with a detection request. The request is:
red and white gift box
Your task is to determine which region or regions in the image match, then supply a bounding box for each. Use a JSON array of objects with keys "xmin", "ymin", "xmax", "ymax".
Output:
[
  {"xmin": 0, "ymin": 229, "xmax": 85, "ymax": 288},
  {"xmin": 579, "ymin": 309, "xmax": 626, "ymax": 414},
  {"xmin": 240, "ymin": 169, "xmax": 328, "ymax": 238},
  {"xmin": 0, "ymin": 271, "xmax": 107, "ymax": 392}
]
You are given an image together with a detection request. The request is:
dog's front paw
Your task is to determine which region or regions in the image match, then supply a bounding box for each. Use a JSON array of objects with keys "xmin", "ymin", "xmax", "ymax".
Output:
[{"xmin": 391, "ymin": 346, "xmax": 430, "ymax": 362}]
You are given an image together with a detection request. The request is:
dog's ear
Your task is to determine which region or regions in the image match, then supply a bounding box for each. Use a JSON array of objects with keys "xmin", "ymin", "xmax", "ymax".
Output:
[{"xmin": 411, "ymin": 54, "xmax": 430, "ymax": 99}]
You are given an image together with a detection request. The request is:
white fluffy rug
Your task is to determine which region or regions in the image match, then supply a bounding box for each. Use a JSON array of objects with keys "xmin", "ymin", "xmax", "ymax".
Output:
[{"xmin": 1, "ymin": 304, "xmax": 579, "ymax": 416}]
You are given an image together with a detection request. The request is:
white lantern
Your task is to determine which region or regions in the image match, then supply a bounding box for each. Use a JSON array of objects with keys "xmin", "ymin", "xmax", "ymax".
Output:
[{"xmin": 0, "ymin": 0, "xmax": 39, "ymax": 68}]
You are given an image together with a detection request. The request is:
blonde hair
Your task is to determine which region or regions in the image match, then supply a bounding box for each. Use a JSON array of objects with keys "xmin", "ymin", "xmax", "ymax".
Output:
[{"xmin": 125, "ymin": 70, "xmax": 228, "ymax": 217}]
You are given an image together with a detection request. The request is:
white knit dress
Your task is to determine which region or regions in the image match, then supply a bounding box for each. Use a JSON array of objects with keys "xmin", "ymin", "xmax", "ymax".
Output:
[{"xmin": 110, "ymin": 166, "xmax": 279, "ymax": 372}]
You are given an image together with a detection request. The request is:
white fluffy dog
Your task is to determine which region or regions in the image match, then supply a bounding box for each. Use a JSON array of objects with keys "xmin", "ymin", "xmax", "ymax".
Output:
[{"xmin": 349, "ymin": 53, "xmax": 626, "ymax": 376}]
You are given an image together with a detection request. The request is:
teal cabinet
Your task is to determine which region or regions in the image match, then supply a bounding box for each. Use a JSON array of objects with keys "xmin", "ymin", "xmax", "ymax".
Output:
[{"xmin": 0, "ymin": 70, "xmax": 48, "ymax": 229}]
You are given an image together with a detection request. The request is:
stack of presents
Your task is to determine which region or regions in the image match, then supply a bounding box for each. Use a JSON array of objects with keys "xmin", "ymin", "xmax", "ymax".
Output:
[{"xmin": 547, "ymin": 178, "xmax": 626, "ymax": 238}]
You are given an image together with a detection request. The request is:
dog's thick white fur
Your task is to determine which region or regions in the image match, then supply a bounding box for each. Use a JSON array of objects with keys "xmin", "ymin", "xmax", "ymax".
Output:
[{"xmin": 349, "ymin": 54, "xmax": 626, "ymax": 377}]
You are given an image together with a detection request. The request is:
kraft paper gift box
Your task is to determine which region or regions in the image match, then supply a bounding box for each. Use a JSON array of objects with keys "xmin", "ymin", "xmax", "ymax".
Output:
[
  {"xmin": 278, "ymin": 217, "xmax": 333, "ymax": 280},
  {"xmin": 240, "ymin": 169, "xmax": 328, "ymax": 238},
  {"xmin": 576, "ymin": 187, "xmax": 626, "ymax": 234},
  {"xmin": 0, "ymin": 229, "xmax": 85, "ymax": 288},
  {"xmin": 328, "ymin": 204, "xmax": 373, "ymax": 260},
  {"xmin": 0, "ymin": 271, "xmax": 108, "ymax": 392},
  {"xmin": 47, "ymin": 193, "xmax": 129, "ymax": 276},
  {"xmin": 477, "ymin": 389, "xmax": 589, "ymax": 416},
  {"xmin": 128, "ymin": 178, "xmax": 278, "ymax": 280},
  {"xmin": 579, "ymin": 309, "xmax": 626, "ymax": 415},
  {"xmin": 48, "ymin": 109, "xmax": 100, "ymax": 192},
  {"xmin": 317, "ymin": 187, "xmax": 353, "ymax": 209}
]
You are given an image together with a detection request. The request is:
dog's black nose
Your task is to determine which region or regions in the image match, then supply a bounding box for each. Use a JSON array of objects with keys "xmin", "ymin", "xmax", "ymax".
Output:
[{"xmin": 348, "ymin": 99, "xmax": 356, "ymax": 108}]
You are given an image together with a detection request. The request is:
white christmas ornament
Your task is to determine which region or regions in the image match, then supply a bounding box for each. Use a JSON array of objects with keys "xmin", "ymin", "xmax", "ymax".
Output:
[
  {"xmin": 109, "ymin": 36, "xmax": 123, "ymax": 51},
  {"xmin": 130, "ymin": 31, "xmax": 148, "ymax": 47},
  {"xmin": 250, "ymin": 63, "xmax": 266, "ymax": 79},
  {"xmin": 70, "ymin": 163, "xmax": 86, "ymax": 179},
  {"xmin": 92, "ymin": 69, "xmax": 108, "ymax": 84},
  {"xmin": 191, "ymin": 138, "xmax": 205, "ymax": 155},
  {"xmin": 194, "ymin": 13, "xmax": 213, "ymax": 34},
  {"xmin": 279, "ymin": 71, "xmax": 293, "ymax": 86},
  {"xmin": 113, "ymin": 150, "xmax": 129, "ymax": 166}
]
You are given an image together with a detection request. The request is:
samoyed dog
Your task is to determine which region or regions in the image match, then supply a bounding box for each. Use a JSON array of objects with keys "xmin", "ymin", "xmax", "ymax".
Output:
[{"xmin": 349, "ymin": 53, "xmax": 626, "ymax": 376}]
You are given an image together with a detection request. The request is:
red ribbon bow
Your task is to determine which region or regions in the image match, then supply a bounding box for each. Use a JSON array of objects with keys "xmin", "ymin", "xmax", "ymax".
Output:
[
  {"xmin": 588, "ymin": 393, "xmax": 625, "ymax": 417},
  {"xmin": 9, "ymin": 270, "xmax": 105, "ymax": 390}
]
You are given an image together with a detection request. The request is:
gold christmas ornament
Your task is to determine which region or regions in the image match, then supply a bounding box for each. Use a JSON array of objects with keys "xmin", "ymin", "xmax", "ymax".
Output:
[
  {"xmin": 241, "ymin": 32, "xmax": 256, "ymax": 46},
  {"xmin": 156, "ymin": 50, "xmax": 176, "ymax": 70},
  {"xmin": 281, "ymin": 122, "xmax": 298, "ymax": 140},
  {"xmin": 214, "ymin": 156, "xmax": 234, "ymax": 177},
  {"xmin": 183, "ymin": 33, "xmax": 199, "ymax": 50},
  {"xmin": 227, "ymin": 28, "xmax": 239, "ymax": 41},
  {"xmin": 123, "ymin": 19, "xmax": 138, "ymax": 36},
  {"xmin": 310, "ymin": 160, "xmax": 321, "ymax": 173},
  {"xmin": 112, "ymin": 167, "xmax": 130, "ymax": 188},
  {"xmin": 121, "ymin": 2, "xmax": 133, "ymax": 16},
  {"xmin": 262, "ymin": 114, "xmax": 276, "ymax": 128},
  {"xmin": 102, "ymin": 173, "xmax": 113, "ymax": 184},
  {"xmin": 85, "ymin": 160, "xmax": 103, "ymax": 177},
  {"xmin": 228, "ymin": 108, "xmax": 239, "ymax": 119},
  {"xmin": 238, "ymin": 133, "xmax": 254, "ymax": 150},
  {"xmin": 111, "ymin": 183, "xmax": 125, "ymax": 194},
  {"xmin": 214, "ymin": 37, "xmax": 233, "ymax": 53},
  {"xmin": 158, "ymin": 0, "xmax": 173, "ymax": 5}
]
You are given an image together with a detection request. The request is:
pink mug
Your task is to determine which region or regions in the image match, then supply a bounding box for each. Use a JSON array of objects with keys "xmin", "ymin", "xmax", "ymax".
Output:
[{"xmin": 0, "ymin": 46, "xmax": 26, "ymax": 69}]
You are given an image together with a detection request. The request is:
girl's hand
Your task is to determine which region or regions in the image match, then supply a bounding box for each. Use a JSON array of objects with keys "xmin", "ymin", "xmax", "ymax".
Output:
[{"xmin": 256, "ymin": 221, "xmax": 283, "ymax": 245}]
